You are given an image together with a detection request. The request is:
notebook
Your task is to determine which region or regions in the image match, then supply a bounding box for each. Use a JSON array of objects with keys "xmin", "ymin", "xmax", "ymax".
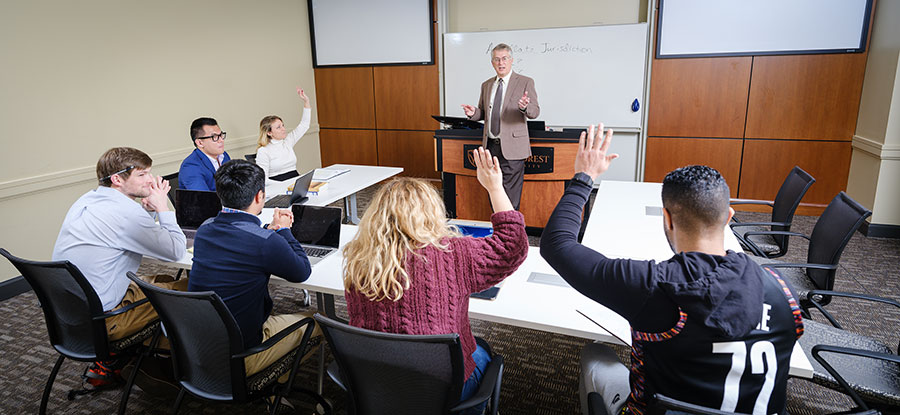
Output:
[
  {"xmin": 312, "ymin": 168, "xmax": 350, "ymax": 181},
  {"xmin": 290, "ymin": 205, "xmax": 343, "ymax": 265},
  {"xmin": 175, "ymin": 189, "xmax": 222, "ymax": 246},
  {"xmin": 265, "ymin": 170, "xmax": 314, "ymax": 208}
]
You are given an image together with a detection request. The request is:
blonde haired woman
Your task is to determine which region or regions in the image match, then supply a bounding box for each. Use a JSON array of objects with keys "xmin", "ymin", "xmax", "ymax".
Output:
[
  {"xmin": 255, "ymin": 87, "xmax": 311, "ymax": 185},
  {"xmin": 343, "ymin": 147, "xmax": 528, "ymax": 413}
]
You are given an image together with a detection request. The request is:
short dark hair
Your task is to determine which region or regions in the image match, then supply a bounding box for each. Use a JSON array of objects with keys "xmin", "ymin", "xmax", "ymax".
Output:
[
  {"xmin": 661, "ymin": 165, "xmax": 730, "ymax": 232},
  {"xmin": 96, "ymin": 147, "xmax": 152, "ymax": 187},
  {"xmin": 214, "ymin": 159, "xmax": 265, "ymax": 210},
  {"xmin": 190, "ymin": 117, "xmax": 218, "ymax": 144}
]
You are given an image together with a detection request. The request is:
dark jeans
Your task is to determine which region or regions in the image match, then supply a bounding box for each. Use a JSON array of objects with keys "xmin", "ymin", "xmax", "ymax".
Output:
[{"xmin": 459, "ymin": 344, "xmax": 492, "ymax": 414}]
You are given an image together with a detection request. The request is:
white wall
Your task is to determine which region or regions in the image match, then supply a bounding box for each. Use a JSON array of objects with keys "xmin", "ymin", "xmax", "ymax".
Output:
[
  {"xmin": 447, "ymin": 0, "xmax": 644, "ymax": 32},
  {"xmin": 848, "ymin": 0, "xmax": 900, "ymax": 226},
  {"xmin": 0, "ymin": 0, "xmax": 321, "ymax": 282}
]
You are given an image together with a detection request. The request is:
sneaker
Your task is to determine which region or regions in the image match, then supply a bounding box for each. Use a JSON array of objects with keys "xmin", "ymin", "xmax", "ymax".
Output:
[{"xmin": 83, "ymin": 359, "xmax": 126, "ymax": 387}]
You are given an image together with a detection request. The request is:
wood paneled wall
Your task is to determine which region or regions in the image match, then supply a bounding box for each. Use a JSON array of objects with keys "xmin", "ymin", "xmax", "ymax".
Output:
[
  {"xmin": 645, "ymin": 3, "xmax": 876, "ymax": 213},
  {"xmin": 313, "ymin": 2, "xmax": 440, "ymax": 180}
]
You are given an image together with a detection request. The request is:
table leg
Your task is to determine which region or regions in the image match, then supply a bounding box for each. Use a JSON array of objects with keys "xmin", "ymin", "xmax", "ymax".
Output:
[
  {"xmin": 315, "ymin": 292, "xmax": 340, "ymax": 320},
  {"xmin": 343, "ymin": 193, "xmax": 360, "ymax": 225}
]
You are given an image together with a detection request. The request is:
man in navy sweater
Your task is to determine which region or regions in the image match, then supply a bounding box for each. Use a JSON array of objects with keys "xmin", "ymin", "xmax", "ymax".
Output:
[
  {"xmin": 189, "ymin": 159, "xmax": 318, "ymax": 385},
  {"xmin": 540, "ymin": 124, "xmax": 802, "ymax": 415}
]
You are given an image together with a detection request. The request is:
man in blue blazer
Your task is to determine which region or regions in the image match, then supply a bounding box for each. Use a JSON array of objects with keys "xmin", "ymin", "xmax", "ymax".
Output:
[{"xmin": 179, "ymin": 117, "xmax": 232, "ymax": 191}]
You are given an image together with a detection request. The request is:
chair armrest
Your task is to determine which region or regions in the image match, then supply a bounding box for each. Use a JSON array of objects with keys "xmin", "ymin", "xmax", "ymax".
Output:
[
  {"xmin": 96, "ymin": 297, "xmax": 151, "ymax": 320},
  {"xmin": 235, "ymin": 317, "xmax": 315, "ymax": 359},
  {"xmin": 729, "ymin": 198, "xmax": 774, "ymax": 207},
  {"xmin": 653, "ymin": 393, "xmax": 743, "ymax": 415},
  {"xmin": 764, "ymin": 262, "xmax": 837, "ymax": 271},
  {"xmin": 729, "ymin": 221, "xmax": 791, "ymax": 229},
  {"xmin": 742, "ymin": 230, "xmax": 810, "ymax": 240},
  {"xmin": 806, "ymin": 290, "xmax": 900, "ymax": 330},
  {"xmin": 449, "ymin": 355, "xmax": 504, "ymax": 412},
  {"xmin": 811, "ymin": 344, "xmax": 900, "ymax": 410}
]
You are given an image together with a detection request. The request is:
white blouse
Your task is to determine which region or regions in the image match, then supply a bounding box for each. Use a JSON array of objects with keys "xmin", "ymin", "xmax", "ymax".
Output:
[{"xmin": 256, "ymin": 107, "xmax": 312, "ymax": 186}]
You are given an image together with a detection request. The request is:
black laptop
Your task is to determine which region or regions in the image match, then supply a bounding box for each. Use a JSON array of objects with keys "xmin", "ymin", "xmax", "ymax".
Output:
[
  {"xmin": 290, "ymin": 205, "xmax": 342, "ymax": 265},
  {"xmin": 175, "ymin": 189, "xmax": 222, "ymax": 245},
  {"xmin": 265, "ymin": 170, "xmax": 314, "ymax": 209}
]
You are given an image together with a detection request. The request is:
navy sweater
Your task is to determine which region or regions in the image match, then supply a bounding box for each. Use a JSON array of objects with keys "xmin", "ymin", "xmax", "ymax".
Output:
[{"xmin": 189, "ymin": 211, "xmax": 311, "ymax": 349}]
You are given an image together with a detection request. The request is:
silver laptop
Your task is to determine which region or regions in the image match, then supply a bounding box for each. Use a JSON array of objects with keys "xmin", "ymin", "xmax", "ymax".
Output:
[
  {"xmin": 290, "ymin": 205, "xmax": 342, "ymax": 265},
  {"xmin": 265, "ymin": 170, "xmax": 314, "ymax": 209}
]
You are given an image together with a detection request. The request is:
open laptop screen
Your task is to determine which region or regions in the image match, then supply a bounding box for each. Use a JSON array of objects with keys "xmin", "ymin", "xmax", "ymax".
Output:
[
  {"xmin": 175, "ymin": 189, "xmax": 222, "ymax": 229},
  {"xmin": 290, "ymin": 205, "xmax": 342, "ymax": 248}
]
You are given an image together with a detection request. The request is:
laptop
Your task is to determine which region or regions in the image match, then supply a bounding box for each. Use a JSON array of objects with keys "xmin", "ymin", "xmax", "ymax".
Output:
[
  {"xmin": 265, "ymin": 170, "xmax": 314, "ymax": 208},
  {"xmin": 175, "ymin": 189, "xmax": 222, "ymax": 246},
  {"xmin": 290, "ymin": 205, "xmax": 342, "ymax": 265}
]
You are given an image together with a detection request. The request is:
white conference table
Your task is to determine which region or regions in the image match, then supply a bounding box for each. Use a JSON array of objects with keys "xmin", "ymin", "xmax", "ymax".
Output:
[{"xmin": 266, "ymin": 164, "xmax": 403, "ymax": 224}]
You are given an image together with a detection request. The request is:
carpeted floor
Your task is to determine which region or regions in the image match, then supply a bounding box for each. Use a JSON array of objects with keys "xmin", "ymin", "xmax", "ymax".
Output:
[{"xmin": 1, "ymin": 184, "xmax": 898, "ymax": 414}]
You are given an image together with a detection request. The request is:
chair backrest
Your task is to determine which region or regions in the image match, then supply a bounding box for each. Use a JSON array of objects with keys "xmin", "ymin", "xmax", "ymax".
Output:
[
  {"xmin": 0, "ymin": 248, "xmax": 110, "ymax": 360},
  {"xmin": 807, "ymin": 192, "xmax": 872, "ymax": 290},
  {"xmin": 652, "ymin": 393, "xmax": 749, "ymax": 415},
  {"xmin": 314, "ymin": 314, "xmax": 465, "ymax": 414},
  {"xmin": 244, "ymin": 154, "xmax": 257, "ymax": 163},
  {"xmin": 126, "ymin": 272, "xmax": 247, "ymax": 402},
  {"xmin": 769, "ymin": 166, "xmax": 816, "ymax": 251}
]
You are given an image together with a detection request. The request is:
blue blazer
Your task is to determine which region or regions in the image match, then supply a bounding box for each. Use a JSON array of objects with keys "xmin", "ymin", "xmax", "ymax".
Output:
[{"xmin": 179, "ymin": 148, "xmax": 231, "ymax": 191}]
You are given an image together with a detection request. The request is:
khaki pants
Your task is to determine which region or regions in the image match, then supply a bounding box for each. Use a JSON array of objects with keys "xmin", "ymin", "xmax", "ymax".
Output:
[
  {"xmin": 244, "ymin": 311, "xmax": 322, "ymax": 383},
  {"xmin": 105, "ymin": 274, "xmax": 188, "ymax": 347}
]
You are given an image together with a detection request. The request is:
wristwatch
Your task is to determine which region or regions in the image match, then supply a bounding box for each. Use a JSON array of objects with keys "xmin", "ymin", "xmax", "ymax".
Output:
[{"xmin": 571, "ymin": 172, "xmax": 594, "ymax": 188}]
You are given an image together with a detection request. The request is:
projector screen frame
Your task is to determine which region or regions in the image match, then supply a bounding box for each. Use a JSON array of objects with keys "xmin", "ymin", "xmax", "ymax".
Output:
[
  {"xmin": 655, "ymin": 0, "xmax": 874, "ymax": 59},
  {"xmin": 307, "ymin": 0, "xmax": 436, "ymax": 68}
]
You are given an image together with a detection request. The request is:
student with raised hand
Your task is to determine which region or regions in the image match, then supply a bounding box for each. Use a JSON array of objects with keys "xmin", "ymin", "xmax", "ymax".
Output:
[
  {"xmin": 255, "ymin": 87, "xmax": 312, "ymax": 187},
  {"xmin": 342, "ymin": 147, "xmax": 528, "ymax": 414},
  {"xmin": 540, "ymin": 124, "xmax": 803, "ymax": 415}
]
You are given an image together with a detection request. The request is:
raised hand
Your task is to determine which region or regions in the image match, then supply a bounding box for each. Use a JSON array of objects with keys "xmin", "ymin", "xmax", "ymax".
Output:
[
  {"xmin": 473, "ymin": 147, "xmax": 514, "ymax": 212},
  {"xmin": 297, "ymin": 87, "xmax": 311, "ymax": 108},
  {"xmin": 143, "ymin": 175, "xmax": 171, "ymax": 213},
  {"xmin": 461, "ymin": 104, "xmax": 476, "ymax": 118},
  {"xmin": 574, "ymin": 123, "xmax": 619, "ymax": 180},
  {"xmin": 518, "ymin": 91, "xmax": 530, "ymax": 110}
]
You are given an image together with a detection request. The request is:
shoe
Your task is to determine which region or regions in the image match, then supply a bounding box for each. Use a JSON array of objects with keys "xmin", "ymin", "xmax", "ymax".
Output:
[
  {"xmin": 265, "ymin": 395, "xmax": 295, "ymax": 414},
  {"xmin": 83, "ymin": 358, "xmax": 126, "ymax": 387},
  {"xmin": 122, "ymin": 356, "xmax": 180, "ymax": 398}
]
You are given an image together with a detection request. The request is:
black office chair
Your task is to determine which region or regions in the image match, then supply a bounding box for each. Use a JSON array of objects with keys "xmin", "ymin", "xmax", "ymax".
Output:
[
  {"xmin": 730, "ymin": 166, "xmax": 815, "ymax": 258},
  {"xmin": 748, "ymin": 191, "xmax": 871, "ymax": 307},
  {"xmin": 798, "ymin": 290, "xmax": 900, "ymax": 413},
  {"xmin": 126, "ymin": 272, "xmax": 328, "ymax": 414},
  {"xmin": 0, "ymin": 248, "xmax": 157, "ymax": 415},
  {"xmin": 245, "ymin": 154, "xmax": 257, "ymax": 163},
  {"xmin": 161, "ymin": 172, "xmax": 179, "ymax": 206},
  {"xmin": 314, "ymin": 313, "xmax": 504, "ymax": 415}
]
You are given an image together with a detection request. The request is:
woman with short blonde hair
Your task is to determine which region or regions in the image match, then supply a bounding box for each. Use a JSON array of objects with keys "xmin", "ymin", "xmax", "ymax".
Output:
[
  {"xmin": 343, "ymin": 148, "xmax": 528, "ymax": 413},
  {"xmin": 255, "ymin": 87, "xmax": 312, "ymax": 184}
]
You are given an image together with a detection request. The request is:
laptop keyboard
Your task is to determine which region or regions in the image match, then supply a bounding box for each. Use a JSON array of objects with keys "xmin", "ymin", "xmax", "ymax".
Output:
[
  {"xmin": 265, "ymin": 194, "xmax": 290, "ymax": 208},
  {"xmin": 304, "ymin": 247, "xmax": 333, "ymax": 258}
]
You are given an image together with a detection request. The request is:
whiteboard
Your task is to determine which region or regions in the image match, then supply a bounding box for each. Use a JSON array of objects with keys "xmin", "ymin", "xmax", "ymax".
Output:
[
  {"xmin": 309, "ymin": 0, "xmax": 433, "ymax": 66},
  {"xmin": 658, "ymin": 0, "xmax": 871, "ymax": 58},
  {"xmin": 443, "ymin": 24, "xmax": 648, "ymax": 129}
]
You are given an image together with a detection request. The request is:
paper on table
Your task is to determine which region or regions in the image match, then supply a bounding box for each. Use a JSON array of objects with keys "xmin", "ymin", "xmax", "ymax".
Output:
[{"xmin": 313, "ymin": 168, "xmax": 350, "ymax": 181}]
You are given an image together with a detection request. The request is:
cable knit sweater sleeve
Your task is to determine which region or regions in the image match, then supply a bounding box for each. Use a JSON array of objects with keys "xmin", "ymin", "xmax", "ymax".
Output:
[{"xmin": 459, "ymin": 210, "xmax": 529, "ymax": 293}]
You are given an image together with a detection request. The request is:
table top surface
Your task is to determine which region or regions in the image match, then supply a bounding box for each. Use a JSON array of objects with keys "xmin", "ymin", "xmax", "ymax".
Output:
[{"xmin": 265, "ymin": 164, "xmax": 403, "ymax": 206}]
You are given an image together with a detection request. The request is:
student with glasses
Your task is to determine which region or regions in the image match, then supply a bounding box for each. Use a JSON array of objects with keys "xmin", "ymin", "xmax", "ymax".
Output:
[{"xmin": 179, "ymin": 117, "xmax": 232, "ymax": 191}]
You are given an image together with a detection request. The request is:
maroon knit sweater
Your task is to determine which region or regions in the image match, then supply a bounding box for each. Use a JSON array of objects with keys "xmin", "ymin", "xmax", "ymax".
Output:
[{"xmin": 345, "ymin": 210, "xmax": 528, "ymax": 378}]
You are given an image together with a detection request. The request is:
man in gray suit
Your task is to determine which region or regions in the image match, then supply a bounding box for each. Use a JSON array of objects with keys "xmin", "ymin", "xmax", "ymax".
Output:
[{"xmin": 462, "ymin": 43, "xmax": 540, "ymax": 210}]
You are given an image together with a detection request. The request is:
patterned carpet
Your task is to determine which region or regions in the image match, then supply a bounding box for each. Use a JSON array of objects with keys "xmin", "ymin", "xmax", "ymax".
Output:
[{"xmin": 1, "ymin": 185, "xmax": 898, "ymax": 414}]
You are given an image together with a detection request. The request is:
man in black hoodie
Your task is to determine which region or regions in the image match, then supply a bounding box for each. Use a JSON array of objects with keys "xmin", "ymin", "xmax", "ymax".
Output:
[{"xmin": 540, "ymin": 124, "xmax": 803, "ymax": 415}]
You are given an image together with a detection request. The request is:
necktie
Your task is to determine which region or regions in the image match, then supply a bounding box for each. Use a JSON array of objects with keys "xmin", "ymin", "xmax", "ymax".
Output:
[{"xmin": 490, "ymin": 78, "xmax": 503, "ymax": 137}]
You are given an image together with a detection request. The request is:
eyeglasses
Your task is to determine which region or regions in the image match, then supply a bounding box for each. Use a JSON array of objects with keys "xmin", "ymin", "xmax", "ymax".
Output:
[
  {"xmin": 100, "ymin": 165, "xmax": 135, "ymax": 183},
  {"xmin": 197, "ymin": 132, "xmax": 227, "ymax": 142},
  {"xmin": 492, "ymin": 56, "xmax": 511, "ymax": 63}
]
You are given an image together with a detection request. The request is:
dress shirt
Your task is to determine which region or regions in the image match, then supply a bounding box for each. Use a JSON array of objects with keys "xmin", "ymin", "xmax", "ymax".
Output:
[
  {"xmin": 204, "ymin": 152, "xmax": 226, "ymax": 170},
  {"xmin": 486, "ymin": 72, "xmax": 513, "ymax": 139},
  {"xmin": 257, "ymin": 107, "xmax": 312, "ymax": 187},
  {"xmin": 52, "ymin": 186, "xmax": 186, "ymax": 310}
]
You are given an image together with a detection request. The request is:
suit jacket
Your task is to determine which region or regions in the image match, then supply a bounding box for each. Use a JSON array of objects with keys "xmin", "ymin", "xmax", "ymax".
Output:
[
  {"xmin": 179, "ymin": 148, "xmax": 232, "ymax": 191},
  {"xmin": 469, "ymin": 72, "xmax": 540, "ymax": 160}
]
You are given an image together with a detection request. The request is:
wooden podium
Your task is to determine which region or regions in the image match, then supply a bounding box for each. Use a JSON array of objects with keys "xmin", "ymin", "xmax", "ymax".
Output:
[{"xmin": 435, "ymin": 128, "xmax": 581, "ymax": 228}]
